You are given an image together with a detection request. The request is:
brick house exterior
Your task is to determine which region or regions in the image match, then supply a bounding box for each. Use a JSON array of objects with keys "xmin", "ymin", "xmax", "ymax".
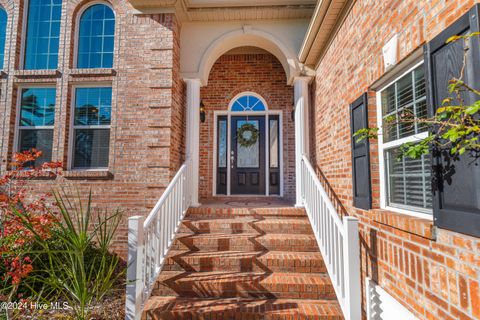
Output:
[
  {"xmin": 307, "ymin": 1, "xmax": 480, "ymax": 319},
  {"xmin": 0, "ymin": 0, "xmax": 479, "ymax": 319}
]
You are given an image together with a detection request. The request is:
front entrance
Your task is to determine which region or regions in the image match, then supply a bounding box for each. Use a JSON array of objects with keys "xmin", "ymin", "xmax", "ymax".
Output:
[
  {"xmin": 215, "ymin": 93, "xmax": 282, "ymax": 196},
  {"xmin": 231, "ymin": 116, "xmax": 266, "ymax": 195}
]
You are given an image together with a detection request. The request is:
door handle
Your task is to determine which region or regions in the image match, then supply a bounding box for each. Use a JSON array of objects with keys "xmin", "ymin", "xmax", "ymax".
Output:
[{"xmin": 230, "ymin": 155, "xmax": 235, "ymax": 168}]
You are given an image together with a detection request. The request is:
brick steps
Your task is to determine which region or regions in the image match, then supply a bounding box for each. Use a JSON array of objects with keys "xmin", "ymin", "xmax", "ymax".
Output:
[
  {"xmin": 171, "ymin": 233, "xmax": 319, "ymax": 252},
  {"xmin": 152, "ymin": 271, "xmax": 336, "ymax": 299},
  {"xmin": 178, "ymin": 217, "xmax": 313, "ymax": 235},
  {"xmin": 186, "ymin": 207, "xmax": 307, "ymax": 218},
  {"xmin": 143, "ymin": 206, "xmax": 342, "ymax": 319},
  {"xmin": 143, "ymin": 297, "xmax": 343, "ymax": 320},
  {"xmin": 162, "ymin": 250, "xmax": 327, "ymax": 273}
]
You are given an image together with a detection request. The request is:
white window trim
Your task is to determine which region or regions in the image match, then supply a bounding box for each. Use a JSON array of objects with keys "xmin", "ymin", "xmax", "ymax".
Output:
[
  {"xmin": 13, "ymin": 85, "xmax": 56, "ymax": 160},
  {"xmin": 73, "ymin": 1, "xmax": 116, "ymax": 70},
  {"xmin": 68, "ymin": 84, "xmax": 112, "ymax": 171},
  {"xmin": 376, "ymin": 61, "xmax": 433, "ymax": 220}
]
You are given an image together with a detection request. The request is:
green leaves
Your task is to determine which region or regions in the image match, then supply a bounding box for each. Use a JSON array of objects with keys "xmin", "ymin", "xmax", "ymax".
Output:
[
  {"xmin": 465, "ymin": 101, "xmax": 480, "ymax": 115},
  {"xmin": 12, "ymin": 188, "xmax": 125, "ymax": 320},
  {"xmin": 353, "ymin": 127, "xmax": 379, "ymax": 142}
]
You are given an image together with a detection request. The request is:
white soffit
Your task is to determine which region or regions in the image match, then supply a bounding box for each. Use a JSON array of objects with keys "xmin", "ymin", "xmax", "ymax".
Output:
[
  {"xmin": 129, "ymin": 0, "xmax": 317, "ymax": 21},
  {"xmin": 299, "ymin": 0, "xmax": 354, "ymax": 67}
]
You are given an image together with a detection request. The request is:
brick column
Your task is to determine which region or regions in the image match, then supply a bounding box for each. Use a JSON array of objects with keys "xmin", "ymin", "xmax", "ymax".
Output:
[
  {"xmin": 185, "ymin": 78, "xmax": 201, "ymax": 207},
  {"xmin": 294, "ymin": 76, "xmax": 312, "ymax": 207}
]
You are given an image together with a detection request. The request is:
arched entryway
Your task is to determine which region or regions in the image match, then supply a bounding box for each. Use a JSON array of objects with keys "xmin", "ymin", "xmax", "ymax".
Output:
[{"xmin": 183, "ymin": 27, "xmax": 311, "ymax": 206}]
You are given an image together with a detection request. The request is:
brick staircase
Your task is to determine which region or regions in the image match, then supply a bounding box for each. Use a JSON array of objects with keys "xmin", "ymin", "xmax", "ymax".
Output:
[{"xmin": 142, "ymin": 205, "xmax": 343, "ymax": 319}]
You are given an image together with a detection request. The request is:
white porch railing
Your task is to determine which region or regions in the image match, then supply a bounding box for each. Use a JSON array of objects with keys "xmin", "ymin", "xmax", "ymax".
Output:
[
  {"xmin": 125, "ymin": 160, "xmax": 193, "ymax": 320},
  {"xmin": 301, "ymin": 156, "xmax": 361, "ymax": 320}
]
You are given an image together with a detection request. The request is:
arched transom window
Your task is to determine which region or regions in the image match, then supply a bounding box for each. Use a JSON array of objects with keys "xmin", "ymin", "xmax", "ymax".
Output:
[
  {"xmin": 230, "ymin": 94, "xmax": 267, "ymax": 112},
  {"xmin": 77, "ymin": 3, "xmax": 115, "ymax": 69}
]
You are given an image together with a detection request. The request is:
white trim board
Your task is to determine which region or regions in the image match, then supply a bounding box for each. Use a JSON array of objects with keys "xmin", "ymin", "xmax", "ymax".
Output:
[{"xmin": 366, "ymin": 278, "xmax": 419, "ymax": 320}]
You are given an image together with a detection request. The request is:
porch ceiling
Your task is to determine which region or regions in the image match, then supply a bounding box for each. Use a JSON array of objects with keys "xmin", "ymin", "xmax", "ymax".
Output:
[{"xmin": 128, "ymin": 0, "xmax": 316, "ymax": 21}]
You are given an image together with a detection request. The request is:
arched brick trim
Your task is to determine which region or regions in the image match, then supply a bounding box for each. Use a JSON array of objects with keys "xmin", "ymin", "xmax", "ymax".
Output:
[{"xmin": 0, "ymin": 0, "xmax": 15, "ymax": 16}]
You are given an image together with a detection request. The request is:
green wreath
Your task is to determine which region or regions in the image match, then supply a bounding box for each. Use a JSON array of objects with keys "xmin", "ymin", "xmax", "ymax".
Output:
[{"xmin": 237, "ymin": 123, "xmax": 259, "ymax": 147}]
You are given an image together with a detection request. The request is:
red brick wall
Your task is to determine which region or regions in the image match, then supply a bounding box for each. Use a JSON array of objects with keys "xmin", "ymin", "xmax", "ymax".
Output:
[
  {"xmin": 199, "ymin": 52, "xmax": 296, "ymax": 201},
  {"xmin": 312, "ymin": 0, "xmax": 480, "ymax": 319},
  {"xmin": 0, "ymin": 1, "xmax": 185, "ymax": 257}
]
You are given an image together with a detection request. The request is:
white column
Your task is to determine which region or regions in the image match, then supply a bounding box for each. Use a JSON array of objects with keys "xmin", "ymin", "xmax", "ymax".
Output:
[
  {"xmin": 294, "ymin": 76, "xmax": 312, "ymax": 207},
  {"xmin": 185, "ymin": 78, "xmax": 201, "ymax": 207}
]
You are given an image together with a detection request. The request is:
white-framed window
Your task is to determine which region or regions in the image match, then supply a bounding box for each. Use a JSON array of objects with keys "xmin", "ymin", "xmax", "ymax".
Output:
[
  {"xmin": 69, "ymin": 86, "xmax": 111, "ymax": 170},
  {"xmin": 377, "ymin": 62, "xmax": 433, "ymax": 217},
  {"xmin": 23, "ymin": 0, "xmax": 62, "ymax": 70},
  {"xmin": 16, "ymin": 86, "xmax": 56, "ymax": 167},
  {"xmin": 76, "ymin": 2, "xmax": 115, "ymax": 69}
]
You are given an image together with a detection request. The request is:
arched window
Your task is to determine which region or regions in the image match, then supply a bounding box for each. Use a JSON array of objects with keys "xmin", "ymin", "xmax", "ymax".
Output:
[
  {"xmin": 77, "ymin": 3, "xmax": 115, "ymax": 68},
  {"xmin": 230, "ymin": 94, "xmax": 267, "ymax": 112},
  {"xmin": 0, "ymin": 7, "xmax": 6, "ymax": 70}
]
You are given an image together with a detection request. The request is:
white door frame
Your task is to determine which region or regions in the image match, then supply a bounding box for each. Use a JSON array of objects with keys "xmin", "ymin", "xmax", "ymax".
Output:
[{"xmin": 212, "ymin": 110, "xmax": 284, "ymax": 197}]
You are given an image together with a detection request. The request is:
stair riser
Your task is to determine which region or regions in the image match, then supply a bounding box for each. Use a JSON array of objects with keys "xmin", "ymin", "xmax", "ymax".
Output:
[
  {"xmin": 145, "ymin": 311, "xmax": 343, "ymax": 320},
  {"xmin": 187, "ymin": 208, "xmax": 306, "ymax": 218},
  {"xmin": 178, "ymin": 221, "xmax": 313, "ymax": 235},
  {"xmin": 171, "ymin": 237, "xmax": 319, "ymax": 252},
  {"xmin": 151, "ymin": 283, "xmax": 336, "ymax": 300},
  {"xmin": 161, "ymin": 256, "xmax": 327, "ymax": 273}
]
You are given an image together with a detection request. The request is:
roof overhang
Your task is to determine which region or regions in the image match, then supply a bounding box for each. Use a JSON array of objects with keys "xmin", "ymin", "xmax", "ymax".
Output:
[
  {"xmin": 298, "ymin": 0, "xmax": 355, "ymax": 68},
  {"xmin": 128, "ymin": 0, "xmax": 316, "ymax": 21}
]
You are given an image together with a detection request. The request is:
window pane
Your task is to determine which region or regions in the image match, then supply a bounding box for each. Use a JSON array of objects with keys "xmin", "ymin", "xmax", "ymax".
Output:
[
  {"xmin": 381, "ymin": 65, "xmax": 428, "ymax": 143},
  {"xmin": 73, "ymin": 129, "xmax": 110, "ymax": 168},
  {"xmin": 77, "ymin": 4, "xmax": 115, "ymax": 68},
  {"xmin": 269, "ymin": 119, "xmax": 278, "ymax": 168},
  {"xmin": 0, "ymin": 8, "xmax": 7, "ymax": 69},
  {"xmin": 18, "ymin": 129, "xmax": 53, "ymax": 166},
  {"xmin": 236, "ymin": 120, "xmax": 259, "ymax": 168},
  {"xmin": 386, "ymin": 147, "xmax": 432, "ymax": 212},
  {"xmin": 24, "ymin": 0, "xmax": 62, "ymax": 70},
  {"xmin": 218, "ymin": 120, "xmax": 227, "ymax": 168},
  {"xmin": 74, "ymin": 87, "xmax": 112, "ymax": 125},
  {"xmin": 231, "ymin": 95, "xmax": 266, "ymax": 112},
  {"xmin": 380, "ymin": 65, "xmax": 431, "ymax": 214},
  {"xmin": 20, "ymin": 88, "xmax": 56, "ymax": 126}
]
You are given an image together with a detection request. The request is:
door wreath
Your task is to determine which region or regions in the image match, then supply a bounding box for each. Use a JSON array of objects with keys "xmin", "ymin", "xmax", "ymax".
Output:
[{"xmin": 237, "ymin": 123, "xmax": 259, "ymax": 147}]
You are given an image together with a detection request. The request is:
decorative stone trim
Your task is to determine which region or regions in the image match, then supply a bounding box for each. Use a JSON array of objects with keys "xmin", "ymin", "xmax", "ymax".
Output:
[
  {"xmin": 63, "ymin": 170, "xmax": 113, "ymax": 180},
  {"xmin": 14, "ymin": 69, "xmax": 61, "ymax": 78},
  {"xmin": 68, "ymin": 68, "xmax": 116, "ymax": 77}
]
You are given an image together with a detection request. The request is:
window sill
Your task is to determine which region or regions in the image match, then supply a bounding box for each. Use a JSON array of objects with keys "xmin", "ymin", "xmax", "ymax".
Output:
[
  {"xmin": 372, "ymin": 209, "xmax": 434, "ymax": 240},
  {"xmin": 68, "ymin": 68, "xmax": 116, "ymax": 77},
  {"xmin": 63, "ymin": 170, "xmax": 113, "ymax": 180},
  {"xmin": 9, "ymin": 171, "xmax": 59, "ymax": 180},
  {"xmin": 14, "ymin": 69, "xmax": 61, "ymax": 78}
]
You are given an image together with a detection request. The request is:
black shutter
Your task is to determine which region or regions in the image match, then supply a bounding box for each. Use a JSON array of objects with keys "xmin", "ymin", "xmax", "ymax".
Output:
[
  {"xmin": 350, "ymin": 93, "xmax": 372, "ymax": 210},
  {"xmin": 424, "ymin": 4, "xmax": 480, "ymax": 237}
]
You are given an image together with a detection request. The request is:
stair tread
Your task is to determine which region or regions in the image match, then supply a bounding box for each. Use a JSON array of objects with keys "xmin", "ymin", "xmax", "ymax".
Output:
[
  {"xmin": 144, "ymin": 296, "xmax": 343, "ymax": 317},
  {"xmin": 167, "ymin": 250, "xmax": 323, "ymax": 258},
  {"xmin": 156, "ymin": 270, "xmax": 332, "ymax": 283},
  {"xmin": 183, "ymin": 217, "xmax": 309, "ymax": 223},
  {"xmin": 175, "ymin": 232, "xmax": 316, "ymax": 239}
]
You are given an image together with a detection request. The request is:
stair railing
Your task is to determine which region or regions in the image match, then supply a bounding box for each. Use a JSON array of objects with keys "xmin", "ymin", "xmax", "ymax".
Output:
[
  {"xmin": 301, "ymin": 155, "xmax": 361, "ymax": 320},
  {"xmin": 125, "ymin": 159, "xmax": 193, "ymax": 320}
]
